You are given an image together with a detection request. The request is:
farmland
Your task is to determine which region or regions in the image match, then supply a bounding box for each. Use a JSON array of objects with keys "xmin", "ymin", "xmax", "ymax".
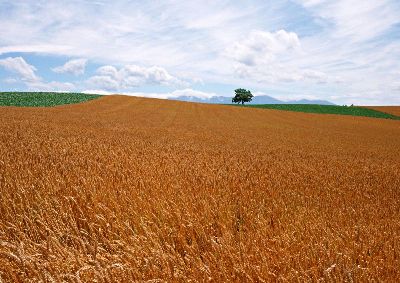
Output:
[
  {"xmin": 238, "ymin": 104, "xmax": 400, "ymax": 120},
  {"xmin": 363, "ymin": 106, "xmax": 400, "ymax": 117},
  {"xmin": 0, "ymin": 95, "xmax": 399, "ymax": 282},
  {"xmin": 0, "ymin": 92, "xmax": 101, "ymax": 107}
]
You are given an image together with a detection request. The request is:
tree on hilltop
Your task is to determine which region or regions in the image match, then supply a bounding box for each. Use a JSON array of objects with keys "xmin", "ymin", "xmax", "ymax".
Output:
[{"xmin": 232, "ymin": 88, "xmax": 253, "ymax": 105}]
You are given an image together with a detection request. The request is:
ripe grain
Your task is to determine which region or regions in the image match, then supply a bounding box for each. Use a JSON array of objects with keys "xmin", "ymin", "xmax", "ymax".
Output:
[{"xmin": 0, "ymin": 95, "xmax": 399, "ymax": 282}]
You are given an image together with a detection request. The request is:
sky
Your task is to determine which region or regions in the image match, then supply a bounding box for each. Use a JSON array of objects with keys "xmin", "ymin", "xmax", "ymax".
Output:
[{"xmin": 0, "ymin": 0, "xmax": 400, "ymax": 105}]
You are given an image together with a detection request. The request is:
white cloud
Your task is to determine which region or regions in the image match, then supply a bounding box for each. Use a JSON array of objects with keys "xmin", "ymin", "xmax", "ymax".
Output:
[
  {"xmin": 82, "ymin": 89, "xmax": 113, "ymax": 95},
  {"xmin": 87, "ymin": 64, "xmax": 186, "ymax": 90},
  {"xmin": 298, "ymin": 0, "xmax": 399, "ymax": 42},
  {"xmin": 0, "ymin": 1, "xmax": 260, "ymax": 68},
  {"xmin": 52, "ymin": 58, "xmax": 87, "ymax": 75},
  {"xmin": 0, "ymin": 57, "xmax": 40, "ymax": 82},
  {"xmin": 226, "ymin": 30, "xmax": 334, "ymax": 84},
  {"xmin": 0, "ymin": 56, "xmax": 75, "ymax": 91},
  {"xmin": 226, "ymin": 30, "xmax": 300, "ymax": 66},
  {"xmin": 87, "ymin": 76, "xmax": 120, "ymax": 91}
]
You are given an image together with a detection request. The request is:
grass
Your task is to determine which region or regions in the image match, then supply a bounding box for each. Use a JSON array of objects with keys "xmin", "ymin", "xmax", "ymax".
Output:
[
  {"xmin": 234, "ymin": 104, "xmax": 400, "ymax": 120},
  {"xmin": 0, "ymin": 92, "xmax": 101, "ymax": 107}
]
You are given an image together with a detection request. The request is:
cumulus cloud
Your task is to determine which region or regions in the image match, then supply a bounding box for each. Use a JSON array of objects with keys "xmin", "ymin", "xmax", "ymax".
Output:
[
  {"xmin": 226, "ymin": 30, "xmax": 300, "ymax": 66},
  {"xmin": 87, "ymin": 65, "xmax": 186, "ymax": 90},
  {"xmin": 52, "ymin": 58, "xmax": 87, "ymax": 75},
  {"xmin": 0, "ymin": 56, "xmax": 75, "ymax": 91},
  {"xmin": 226, "ymin": 30, "xmax": 334, "ymax": 84},
  {"xmin": 0, "ymin": 57, "xmax": 40, "ymax": 82}
]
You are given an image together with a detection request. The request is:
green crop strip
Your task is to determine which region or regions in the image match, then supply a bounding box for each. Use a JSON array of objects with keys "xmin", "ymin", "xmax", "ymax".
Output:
[
  {"xmin": 232, "ymin": 104, "xmax": 400, "ymax": 120},
  {"xmin": 0, "ymin": 92, "xmax": 101, "ymax": 107}
]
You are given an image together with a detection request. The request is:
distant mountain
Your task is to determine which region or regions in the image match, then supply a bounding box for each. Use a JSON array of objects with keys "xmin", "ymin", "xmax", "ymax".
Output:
[
  {"xmin": 169, "ymin": 95, "xmax": 335, "ymax": 105},
  {"xmin": 289, "ymin": 99, "xmax": 335, "ymax": 105},
  {"xmin": 249, "ymin": 95, "xmax": 285, "ymax": 104}
]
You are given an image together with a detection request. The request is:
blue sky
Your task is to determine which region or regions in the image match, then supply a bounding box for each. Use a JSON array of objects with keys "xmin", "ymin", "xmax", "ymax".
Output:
[{"xmin": 0, "ymin": 0, "xmax": 400, "ymax": 105}]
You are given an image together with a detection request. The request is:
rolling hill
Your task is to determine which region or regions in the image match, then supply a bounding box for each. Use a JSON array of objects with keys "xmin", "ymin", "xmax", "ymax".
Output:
[{"xmin": 0, "ymin": 95, "xmax": 399, "ymax": 281}]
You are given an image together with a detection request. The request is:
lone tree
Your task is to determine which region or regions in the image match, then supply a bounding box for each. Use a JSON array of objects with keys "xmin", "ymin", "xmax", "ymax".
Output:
[{"xmin": 232, "ymin": 88, "xmax": 253, "ymax": 105}]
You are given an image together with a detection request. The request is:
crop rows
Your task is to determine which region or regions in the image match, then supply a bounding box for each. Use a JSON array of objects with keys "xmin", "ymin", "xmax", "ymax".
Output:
[
  {"xmin": 364, "ymin": 106, "xmax": 400, "ymax": 117},
  {"xmin": 240, "ymin": 104, "xmax": 400, "ymax": 120},
  {"xmin": 0, "ymin": 92, "xmax": 101, "ymax": 107},
  {"xmin": 0, "ymin": 96, "xmax": 399, "ymax": 281}
]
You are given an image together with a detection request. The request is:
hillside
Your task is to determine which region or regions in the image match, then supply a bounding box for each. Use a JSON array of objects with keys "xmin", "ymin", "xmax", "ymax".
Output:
[
  {"xmin": 0, "ymin": 95, "xmax": 399, "ymax": 281},
  {"xmin": 364, "ymin": 106, "xmax": 400, "ymax": 117},
  {"xmin": 241, "ymin": 104, "xmax": 400, "ymax": 120}
]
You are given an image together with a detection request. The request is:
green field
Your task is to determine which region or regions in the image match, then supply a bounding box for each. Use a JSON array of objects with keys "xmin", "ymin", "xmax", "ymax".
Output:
[
  {"xmin": 236, "ymin": 104, "xmax": 400, "ymax": 120},
  {"xmin": 0, "ymin": 92, "xmax": 101, "ymax": 107}
]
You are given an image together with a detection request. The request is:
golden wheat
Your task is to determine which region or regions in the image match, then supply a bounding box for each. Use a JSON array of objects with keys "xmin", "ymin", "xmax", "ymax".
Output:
[{"xmin": 0, "ymin": 95, "xmax": 399, "ymax": 282}]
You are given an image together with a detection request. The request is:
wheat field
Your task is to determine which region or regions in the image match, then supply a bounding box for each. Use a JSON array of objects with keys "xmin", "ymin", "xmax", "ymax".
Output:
[{"xmin": 0, "ymin": 95, "xmax": 399, "ymax": 282}]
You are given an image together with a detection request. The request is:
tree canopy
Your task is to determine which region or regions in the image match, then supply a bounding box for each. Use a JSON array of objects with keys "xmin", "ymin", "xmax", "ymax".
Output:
[{"xmin": 232, "ymin": 88, "xmax": 253, "ymax": 105}]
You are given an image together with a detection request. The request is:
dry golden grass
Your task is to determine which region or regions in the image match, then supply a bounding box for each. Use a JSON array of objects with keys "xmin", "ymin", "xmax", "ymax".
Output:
[
  {"xmin": 364, "ymin": 106, "xmax": 400, "ymax": 117},
  {"xmin": 0, "ymin": 95, "xmax": 399, "ymax": 282}
]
